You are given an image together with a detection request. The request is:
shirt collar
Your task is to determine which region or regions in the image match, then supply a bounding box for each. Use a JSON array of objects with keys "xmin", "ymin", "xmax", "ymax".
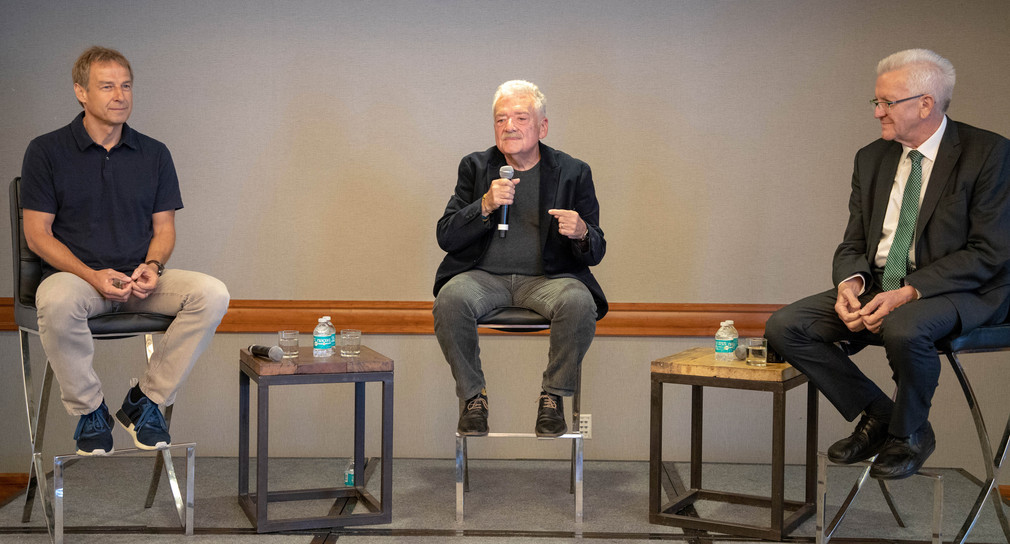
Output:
[
  {"xmin": 70, "ymin": 111, "xmax": 140, "ymax": 152},
  {"xmin": 902, "ymin": 115, "xmax": 946, "ymax": 163}
]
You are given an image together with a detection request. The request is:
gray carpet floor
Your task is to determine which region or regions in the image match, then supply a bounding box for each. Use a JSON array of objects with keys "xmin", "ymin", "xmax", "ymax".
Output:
[{"xmin": 0, "ymin": 456, "xmax": 1006, "ymax": 543}]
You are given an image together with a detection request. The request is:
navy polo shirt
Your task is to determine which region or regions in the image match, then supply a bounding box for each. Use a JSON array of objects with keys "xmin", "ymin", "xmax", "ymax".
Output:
[{"xmin": 20, "ymin": 112, "xmax": 184, "ymax": 278}]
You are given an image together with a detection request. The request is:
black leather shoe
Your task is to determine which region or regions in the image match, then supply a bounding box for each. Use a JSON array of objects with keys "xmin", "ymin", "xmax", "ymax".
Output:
[
  {"xmin": 457, "ymin": 393, "xmax": 488, "ymax": 436},
  {"xmin": 870, "ymin": 422, "xmax": 936, "ymax": 480},
  {"xmin": 535, "ymin": 392, "xmax": 567, "ymax": 438},
  {"xmin": 827, "ymin": 413, "xmax": 889, "ymax": 464}
]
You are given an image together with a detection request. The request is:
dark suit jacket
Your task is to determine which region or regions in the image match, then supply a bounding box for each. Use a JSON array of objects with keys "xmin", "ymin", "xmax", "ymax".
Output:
[
  {"xmin": 832, "ymin": 119, "xmax": 1010, "ymax": 330},
  {"xmin": 433, "ymin": 142, "xmax": 608, "ymax": 319}
]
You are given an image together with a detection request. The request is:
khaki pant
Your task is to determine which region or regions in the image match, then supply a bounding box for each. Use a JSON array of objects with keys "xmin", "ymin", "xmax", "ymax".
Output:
[{"xmin": 35, "ymin": 269, "xmax": 230, "ymax": 415}]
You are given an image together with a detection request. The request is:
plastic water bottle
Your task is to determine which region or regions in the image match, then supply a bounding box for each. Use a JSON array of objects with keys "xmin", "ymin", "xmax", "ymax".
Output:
[
  {"xmin": 714, "ymin": 320, "xmax": 739, "ymax": 362},
  {"xmin": 313, "ymin": 317, "xmax": 335, "ymax": 357},
  {"xmin": 344, "ymin": 460, "xmax": 355, "ymax": 486},
  {"xmin": 322, "ymin": 315, "xmax": 337, "ymax": 353}
]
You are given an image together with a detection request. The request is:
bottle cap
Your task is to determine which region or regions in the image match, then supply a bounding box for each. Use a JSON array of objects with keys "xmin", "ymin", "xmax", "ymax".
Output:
[
  {"xmin": 726, "ymin": 320, "xmax": 734, "ymax": 325},
  {"xmin": 318, "ymin": 317, "xmax": 326, "ymax": 323}
]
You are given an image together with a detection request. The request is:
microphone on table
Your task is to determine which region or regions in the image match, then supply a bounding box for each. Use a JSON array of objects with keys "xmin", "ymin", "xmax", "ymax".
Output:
[
  {"xmin": 248, "ymin": 344, "xmax": 283, "ymax": 362},
  {"xmin": 498, "ymin": 165, "xmax": 514, "ymax": 238}
]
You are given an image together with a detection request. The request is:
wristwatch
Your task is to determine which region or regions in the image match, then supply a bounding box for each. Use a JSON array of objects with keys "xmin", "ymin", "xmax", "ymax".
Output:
[{"xmin": 145, "ymin": 260, "xmax": 165, "ymax": 276}]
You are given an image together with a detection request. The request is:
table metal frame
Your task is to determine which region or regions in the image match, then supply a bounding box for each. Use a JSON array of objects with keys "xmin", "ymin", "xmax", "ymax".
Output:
[
  {"xmin": 649, "ymin": 370, "xmax": 817, "ymax": 540},
  {"xmin": 238, "ymin": 361, "xmax": 393, "ymax": 532}
]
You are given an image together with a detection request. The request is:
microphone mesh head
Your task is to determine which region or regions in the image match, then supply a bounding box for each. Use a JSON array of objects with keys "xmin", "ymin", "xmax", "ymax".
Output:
[{"xmin": 499, "ymin": 165, "xmax": 514, "ymax": 179}]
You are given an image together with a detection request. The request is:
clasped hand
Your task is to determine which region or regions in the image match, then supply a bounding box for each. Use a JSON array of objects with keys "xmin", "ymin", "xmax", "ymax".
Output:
[
  {"xmin": 835, "ymin": 278, "xmax": 917, "ymax": 333},
  {"xmin": 95, "ymin": 262, "xmax": 160, "ymax": 302}
]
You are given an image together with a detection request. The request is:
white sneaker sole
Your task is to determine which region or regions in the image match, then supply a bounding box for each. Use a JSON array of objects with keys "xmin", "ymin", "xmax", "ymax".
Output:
[
  {"xmin": 75, "ymin": 447, "xmax": 114, "ymax": 456},
  {"xmin": 116, "ymin": 410, "xmax": 170, "ymax": 450}
]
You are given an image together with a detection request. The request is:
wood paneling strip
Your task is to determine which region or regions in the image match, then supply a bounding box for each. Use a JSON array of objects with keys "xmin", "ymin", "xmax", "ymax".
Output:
[{"xmin": 0, "ymin": 298, "xmax": 781, "ymax": 337}]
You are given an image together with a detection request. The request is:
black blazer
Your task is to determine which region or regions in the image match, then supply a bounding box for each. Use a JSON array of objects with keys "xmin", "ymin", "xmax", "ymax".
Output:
[
  {"xmin": 433, "ymin": 143, "xmax": 608, "ymax": 319},
  {"xmin": 832, "ymin": 119, "xmax": 1010, "ymax": 330}
]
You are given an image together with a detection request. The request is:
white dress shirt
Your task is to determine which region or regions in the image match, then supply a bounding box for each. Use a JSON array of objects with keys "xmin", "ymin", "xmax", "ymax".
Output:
[
  {"xmin": 844, "ymin": 115, "xmax": 948, "ymax": 294},
  {"xmin": 873, "ymin": 115, "xmax": 948, "ymax": 268}
]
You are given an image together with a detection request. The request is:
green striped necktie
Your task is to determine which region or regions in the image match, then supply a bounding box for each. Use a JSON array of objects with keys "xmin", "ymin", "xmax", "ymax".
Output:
[{"xmin": 881, "ymin": 149, "xmax": 924, "ymax": 291}]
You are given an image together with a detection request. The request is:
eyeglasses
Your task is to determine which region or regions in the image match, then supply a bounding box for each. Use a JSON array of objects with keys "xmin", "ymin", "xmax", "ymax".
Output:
[{"xmin": 870, "ymin": 94, "xmax": 925, "ymax": 110}]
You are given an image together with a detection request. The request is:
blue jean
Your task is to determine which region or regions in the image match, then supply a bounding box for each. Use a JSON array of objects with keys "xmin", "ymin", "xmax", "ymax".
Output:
[{"xmin": 433, "ymin": 270, "xmax": 597, "ymax": 400}]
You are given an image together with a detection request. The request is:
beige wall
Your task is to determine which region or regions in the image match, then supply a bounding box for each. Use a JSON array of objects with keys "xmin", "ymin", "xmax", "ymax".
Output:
[{"xmin": 1, "ymin": 1, "xmax": 1009, "ymax": 478}]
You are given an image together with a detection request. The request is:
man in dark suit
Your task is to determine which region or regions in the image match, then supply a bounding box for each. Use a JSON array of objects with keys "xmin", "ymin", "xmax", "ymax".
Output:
[
  {"xmin": 766, "ymin": 49, "xmax": 1010, "ymax": 480},
  {"xmin": 433, "ymin": 80, "xmax": 607, "ymax": 438}
]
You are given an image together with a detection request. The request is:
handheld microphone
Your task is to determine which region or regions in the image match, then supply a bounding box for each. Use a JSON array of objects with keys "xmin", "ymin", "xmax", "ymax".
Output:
[
  {"xmin": 248, "ymin": 344, "xmax": 283, "ymax": 362},
  {"xmin": 498, "ymin": 165, "xmax": 514, "ymax": 238}
]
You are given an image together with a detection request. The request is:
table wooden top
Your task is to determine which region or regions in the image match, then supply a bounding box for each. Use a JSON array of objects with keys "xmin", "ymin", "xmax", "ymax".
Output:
[
  {"xmin": 240, "ymin": 346, "xmax": 393, "ymax": 376},
  {"xmin": 651, "ymin": 346, "xmax": 801, "ymax": 382}
]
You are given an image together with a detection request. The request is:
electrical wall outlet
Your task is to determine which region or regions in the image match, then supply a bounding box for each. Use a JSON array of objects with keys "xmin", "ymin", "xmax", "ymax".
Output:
[{"xmin": 579, "ymin": 413, "xmax": 592, "ymax": 439}]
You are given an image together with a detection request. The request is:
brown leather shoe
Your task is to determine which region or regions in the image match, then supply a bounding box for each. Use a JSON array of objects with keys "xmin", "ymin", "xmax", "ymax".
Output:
[
  {"xmin": 535, "ymin": 392, "xmax": 567, "ymax": 438},
  {"xmin": 870, "ymin": 422, "xmax": 936, "ymax": 480},
  {"xmin": 457, "ymin": 393, "xmax": 488, "ymax": 436},
  {"xmin": 827, "ymin": 413, "xmax": 889, "ymax": 464}
]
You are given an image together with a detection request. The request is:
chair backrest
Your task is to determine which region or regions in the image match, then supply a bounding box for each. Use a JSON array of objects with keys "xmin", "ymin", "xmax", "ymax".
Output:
[
  {"xmin": 10, "ymin": 177, "xmax": 43, "ymax": 328},
  {"xmin": 8, "ymin": 176, "xmax": 175, "ymax": 336}
]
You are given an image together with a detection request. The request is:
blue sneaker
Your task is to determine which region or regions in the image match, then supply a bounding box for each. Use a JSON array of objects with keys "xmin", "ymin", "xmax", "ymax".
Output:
[
  {"xmin": 116, "ymin": 389, "xmax": 171, "ymax": 450},
  {"xmin": 74, "ymin": 401, "xmax": 114, "ymax": 456}
]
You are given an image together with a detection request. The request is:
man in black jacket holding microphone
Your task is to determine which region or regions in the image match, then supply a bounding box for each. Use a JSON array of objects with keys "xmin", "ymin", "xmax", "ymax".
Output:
[{"xmin": 433, "ymin": 80, "xmax": 607, "ymax": 437}]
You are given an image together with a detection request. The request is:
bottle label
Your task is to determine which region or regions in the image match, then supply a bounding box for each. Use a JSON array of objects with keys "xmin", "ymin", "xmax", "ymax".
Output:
[
  {"xmin": 314, "ymin": 335, "xmax": 336, "ymax": 349},
  {"xmin": 715, "ymin": 338, "xmax": 737, "ymax": 353}
]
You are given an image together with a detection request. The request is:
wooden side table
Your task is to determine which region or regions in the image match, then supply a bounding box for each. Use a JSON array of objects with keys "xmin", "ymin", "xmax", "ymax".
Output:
[
  {"xmin": 238, "ymin": 345, "xmax": 394, "ymax": 532},
  {"xmin": 649, "ymin": 346, "xmax": 817, "ymax": 540}
]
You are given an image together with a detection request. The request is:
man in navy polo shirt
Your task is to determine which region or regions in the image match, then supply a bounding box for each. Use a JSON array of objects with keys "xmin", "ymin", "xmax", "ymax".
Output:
[{"xmin": 20, "ymin": 46, "xmax": 230, "ymax": 456}]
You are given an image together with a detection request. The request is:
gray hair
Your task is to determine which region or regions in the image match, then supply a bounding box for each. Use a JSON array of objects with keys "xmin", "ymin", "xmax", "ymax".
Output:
[
  {"xmin": 876, "ymin": 49, "xmax": 955, "ymax": 112},
  {"xmin": 493, "ymin": 80, "xmax": 546, "ymax": 118}
]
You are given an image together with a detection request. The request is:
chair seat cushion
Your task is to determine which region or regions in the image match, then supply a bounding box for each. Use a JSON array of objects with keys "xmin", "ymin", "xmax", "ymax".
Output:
[
  {"xmin": 941, "ymin": 323, "xmax": 1010, "ymax": 353},
  {"xmin": 477, "ymin": 307, "xmax": 549, "ymax": 332},
  {"xmin": 88, "ymin": 312, "xmax": 175, "ymax": 336}
]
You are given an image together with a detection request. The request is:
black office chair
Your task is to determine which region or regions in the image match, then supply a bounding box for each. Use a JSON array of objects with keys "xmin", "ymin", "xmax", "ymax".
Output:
[
  {"xmin": 454, "ymin": 306, "xmax": 585, "ymax": 528},
  {"xmin": 9, "ymin": 177, "xmax": 179, "ymax": 531}
]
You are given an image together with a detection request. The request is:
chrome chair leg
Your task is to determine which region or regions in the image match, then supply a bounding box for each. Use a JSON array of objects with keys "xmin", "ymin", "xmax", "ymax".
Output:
[
  {"xmin": 573, "ymin": 435, "xmax": 584, "ymax": 530},
  {"xmin": 462, "ymin": 435, "xmax": 469, "ymax": 492},
  {"xmin": 878, "ymin": 480, "xmax": 906, "ymax": 527},
  {"xmin": 819, "ymin": 457, "xmax": 876, "ymax": 543},
  {"xmin": 946, "ymin": 351, "xmax": 1010, "ymax": 544},
  {"xmin": 22, "ymin": 340, "xmax": 54, "ymax": 524},
  {"xmin": 185, "ymin": 444, "xmax": 195, "ymax": 535},
  {"xmin": 144, "ymin": 403, "xmax": 173, "ymax": 508},
  {"xmin": 23, "ymin": 331, "xmax": 178, "ymax": 523},
  {"xmin": 142, "ymin": 333, "xmax": 174, "ymax": 510},
  {"xmin": 160, "ymin": 446, "xmax": 188, "ymax": 528},
  {"xmin": 455, "ymin": 434, "xmax": 465, "ymax": 524},
  {"xmin": 49, "ymin": 443, "xmax": 195, "ymax": 544},
  {"xmin": 818, "ymin": 451, "xmax": 941, "ymax": 544},
  {"xmin": 31, "ymin": 452, "xmax": 54, "ymax": 542},
  {"xmin": 570, "ymin": 386, "xmax": 580, "ymax": 495},
  {"xmin": 52, "ymin": 455, "xmax": 63, "ymax": 544}
]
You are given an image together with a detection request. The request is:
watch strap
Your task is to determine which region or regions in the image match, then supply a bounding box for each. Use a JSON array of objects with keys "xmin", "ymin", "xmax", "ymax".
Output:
[{"xmin": 145, "ymin": 260, "xmax": 165, "ymax": 276}]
